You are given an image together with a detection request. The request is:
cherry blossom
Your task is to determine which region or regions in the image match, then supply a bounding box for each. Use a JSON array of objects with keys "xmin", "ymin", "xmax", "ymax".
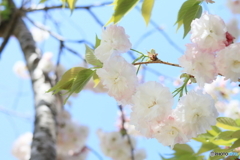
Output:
[
  {"xmin": 175, "ymin": 90, "xmax": 218, "ymax": 138},
  {"xmin": 96, "ymin": 55, "xmax": 138, "ymax": 105},
  {"xmin": 216, "ymin": 43, "xmax": 240, "ymax": 82},
  {"xmin": 179, "ymin": 44, "xmax": 217, "ymax": 87},
  {"xmin": 191, "ymin": 13, "xmax": 228, "ymax": 52},
  {"xmin": 130, "ymin": 81, "xmax": 173, "ymax": 137},
  {"xmin": 94, "ymin": 24, "xmax": 132, "ymax": 62},
  {"xmin": 97, "ymin": 130, "xmax": 146, "ymax": 160}
]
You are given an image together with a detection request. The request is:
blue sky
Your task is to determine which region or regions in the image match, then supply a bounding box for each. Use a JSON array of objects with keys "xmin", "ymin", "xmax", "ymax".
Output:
[{"xmin": 0, "ymin": 0, "xmax": 237, "ymax": 159}]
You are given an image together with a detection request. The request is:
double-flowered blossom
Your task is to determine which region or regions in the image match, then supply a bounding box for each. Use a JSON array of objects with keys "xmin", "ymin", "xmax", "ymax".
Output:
[
  {"xmin": 152, "ymin": 116, "xmax": 189, "ymax": 149},
  {"xmin": 175, "ymin": 90, "xmax": 218, "ymax": 138},
  {"xmin": 179, "ymin": 44, "xmax": 217, "ymax": 87},
  {"xmin": 191, "ymin": 13, "xmax": 228, "ymax": 52},
  {"xmin": 227, "ymin": 19, "xmax": 239, "ymax": 40},
  {"xmin": 96, "ymin": 55, "xmax": 138, "ymax": 105},
  {"xmin": 216, "ymin": 43, "xmax": 240, "ymax": 82},
  {"xmin": 97, "ymin": 130, "xmax": 146, "ymax": 160},
  {"xmin": 130, "ymin": 81, "xmax": 173, "ymax": 137},
  {"xmin": 94, "ymin": 25, "xmax": 132, "ymax": 62}
]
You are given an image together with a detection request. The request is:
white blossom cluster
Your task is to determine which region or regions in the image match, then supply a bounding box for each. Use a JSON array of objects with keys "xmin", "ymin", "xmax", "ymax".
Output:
[
  {"xmin": 227, "ymin": 0, "xmax": 240, "ymax": 14},
  {"xmin": 94, "ymin": 24, "xmax": 219, "ymax": 148},
  {"xmin": 97, "ymin": 130, "xmax": 146, "ymax": 160},
  {"xmin": 12, "ymin": 110, "xmax": 89, "ymax": 160},
  {"xmin": 179, "ymin": 13, "xmax": 239, "ymax": 88},
  {"xmin": 203, "ymin": 77, "xmax": 240, "ymax": 119}
]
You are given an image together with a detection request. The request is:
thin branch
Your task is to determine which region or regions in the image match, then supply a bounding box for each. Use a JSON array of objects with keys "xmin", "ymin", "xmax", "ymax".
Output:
[
  {"xmin": 86, "ymin": 146, "xmax": 103, "ymax": 160},
  {"xmin": 0, "ymin": 8, "xmax": 20, "ymax": 55},
  {"xmin": 134, "ymin": 29, "xmax": 157, "ymax": 49},
  {"xmin": 0, "ymin": 106, "xmax": 33, "ymax": 120},
  {"xmin": 134, "ymin": 59, "xmax": 240, "ymax": 82},
  {"xmin": 133, "ymin": 59, "xmax": 181, "ymax": 67},
  {"xmin": 118, "ymin": 105, "xmax": 134, "ymax": 160},
  {"xmin": 135, "ymin": 6, "xmax": 184, "ymax": 55},
  {"xmin": 86, "ymin": 9, "xmax": 104, "ymax": 27},
  {"xmin": 25, "ymin": 16, "xmax": 65, "ymax": 41},
  {"xmin": 23, "ymin": 2, "xmax": 112, "ymax": 12},
  {"xmin": 63, "ymin": 45, "xmax": 84, "ymax": 60}
]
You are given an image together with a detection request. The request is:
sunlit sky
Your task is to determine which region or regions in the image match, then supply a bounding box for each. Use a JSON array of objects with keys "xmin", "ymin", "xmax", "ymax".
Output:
[{"xmin": 0, "ymin": 0, "xmax": 237, "ymax": 159}]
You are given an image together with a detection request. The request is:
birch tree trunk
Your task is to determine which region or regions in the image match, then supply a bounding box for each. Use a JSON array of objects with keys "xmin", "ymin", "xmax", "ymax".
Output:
[
  {"xmin": 0, "ymin": 2, "xmax": 58, "ymax": 158},
  {"xmin": 14, "ymin": 18, "xmax": 58, "ymax": 160}
]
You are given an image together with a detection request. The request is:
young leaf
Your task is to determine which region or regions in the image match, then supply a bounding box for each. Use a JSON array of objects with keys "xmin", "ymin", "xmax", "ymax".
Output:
[
  {"xmin": 207, "ymin": 126, "xmax": 221, "ymax": 136},
  {"xmin": 141, "ymin": 0, "xmax": 155, "ymax": 25},
  {"xmin": 106, "ymin": 0, "xmax": 140, "ymax": 25},
  {"xmin": 216, "ymin": 117, "xmax": 240, "ymax": 131},
  {"xmin": 173, "ymin": 144, "xmax": 194, "ymax": 155},
  {"xmin": 197, "ymin": 143, "xmax": 218, "ymax": 155},
  {"xmin": 230, "ymin": 139, "xmax": 240, "ymax": 149},
  {"xmin": 183, "ymin": 3, "xmax": 202, "ymax": 38},
  {"xmin": 71, "ymin": 69, "xmax": 94, "ymax": 93},
  {"xmin": 63, "ymin": 69, "xmax": 94, "ymax": 104},
  {"xmin": 95, "ymin": 35, "xmax": 101, "ymax": 49},
  {"xmin": 85, "ymin": 45, "xmax": 103, "ymax": 67},
  {"xmin": 47, "ymin": 67, "xmax": 85, "ymax": 94},
  {"xmin": 93, "ymin": 71, "xmax": 100, "ymax": 88},
  {"xmin": 175, "ymin": 0, "xmax": 201, "ymax": 31},
  {"xmin": 66, "ymin": 0, "xmax": 77, "ymax": 12},
  {"xmin": 39, "ymin": 0, "xmax": 48, "ymax": 3}
]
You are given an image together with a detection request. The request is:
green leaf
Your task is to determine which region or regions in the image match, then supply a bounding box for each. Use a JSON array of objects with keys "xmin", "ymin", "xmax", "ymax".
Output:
[
  {"xmin": 207, "ymin": 126, "xmax": 221, "ymax": 137},
  {"xmin": 173, "ymin": 144, "xmax": 194, "ymax": 156},
  {"xmin": 92, "ymin": 71, "xmax": 100, "ymax": 88},
  {"xmin": 183, "ymin": 3, "xmax": 202, "ymax": 38},
  {"xmin": 85, "ymin": 45, "xmax": 103, "ymax": 67},
  {"xmin": 235, "ymin": 119, "xmax": 240, "ymax": 126},
  {"xmin": 141, "ymin": 0, "xmax": 155, "ymax": 25},
  {"xmin": 39, "ymin": 0, "xmax": 48, "ymax": 3},
  {"xmin": 72, "ymin": 69, "xmax": 94, "ymax": 93},
  {"xmin": 217, "ymin": 117, "xmax": 240, "ymax": 131},
  {"xmin": 66, "ymin": 0, "xmax": 77, "ymax": 12},
  {"xmin": 193, "ymin": 132, "xmax": 214, "ymax": 143},
  {"xmin": 216, "ymin": 131, "xmax": 235, "ymax": 140},
  {"xmin": 175, "ymin": 0, "xmax": 201, "ymax": 31},
  {"xmin": 47, "ymin": 67, "xmax": 85, "ymax": 94},
  {"xmin": 230, "ymin": 139, "xmax": 240, "ymax": 149},
  {"xmin": 106, "ymin": 0, "xmax": 140, "ymax": 25},
  {"xmin": 211, "ymin": 138, "xmax": 237, "ymax": 146},
  {"xmin": 197, "ymin": 143, "xmax": 218, "ymax": 155},
  {"xmin": 63, "ymin": 69, "xmax": 94, "ymax": 104},
  {"xmin": 95, "ymin": 35, "xmax": 101, "ymax": 49}
]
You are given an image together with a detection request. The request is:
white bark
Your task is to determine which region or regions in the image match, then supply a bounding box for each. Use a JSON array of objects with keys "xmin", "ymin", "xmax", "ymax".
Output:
[{"xmin": 13, "ymin": 18, "xmax": 57, "ymax": 160}]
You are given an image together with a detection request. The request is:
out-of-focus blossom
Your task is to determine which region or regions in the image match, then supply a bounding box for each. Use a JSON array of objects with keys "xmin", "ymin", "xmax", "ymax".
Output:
[
  {"xmin": 216, "ymin": 43, "xmax": 240, "ymax": 82},
  {"xmin": 30, "ymin": 27, "xmax": 49, "ymax": 42},
  {"xmin": 13, "ymin": 61, "xmax": 29, "ymax": 78},
  {"xmin": 12, "ymin": 132, "xmax": 32, "ymax": 160},
  {"xmin": 227, "ymin": 0, "xmax": 240, "ymax": 14}
]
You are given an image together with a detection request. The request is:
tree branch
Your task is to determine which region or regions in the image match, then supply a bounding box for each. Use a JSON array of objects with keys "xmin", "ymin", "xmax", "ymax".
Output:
[
  {"xmin": 133, "ymin": 59, "xmax": 181, "ymax": 67},
  {"xmin": 134, "ymin": 59, "xmax": 240, "ymax": 82},
  {"xmin": 118, "ymin": 105, "xmax": 135, "ymax": 160},
  {"xmin": 23, "ymin": 2, "xmax": 112, "ymax": 12}
]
